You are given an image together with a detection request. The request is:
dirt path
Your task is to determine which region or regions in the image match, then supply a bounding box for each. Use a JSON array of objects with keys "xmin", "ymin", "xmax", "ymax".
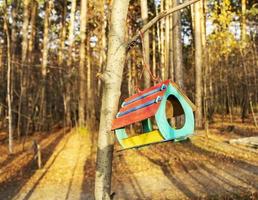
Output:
[
  {"xmin": 4, "ymin": 128, "xmax": 258, "ymax": 200},
  {"xmin": 111, "ymin": 133, "xmax": 258, "ymax": 199},
  {"xmin": 12, "ymin": 130, "xmax": 92, "ymax": 200}
]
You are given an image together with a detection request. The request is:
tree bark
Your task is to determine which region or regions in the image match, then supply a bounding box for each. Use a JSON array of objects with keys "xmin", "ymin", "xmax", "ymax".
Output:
[
  {"xmin": 4, "ymin": 0, "xmax": 13, "ymax": 154},
  {"xmin": 78, "ymin": 0, "xmax": 87, "ymax": 127},
  {"xmin": 95, "ymin": 0, "xmax": 129, "ymax": 199},
  {"xmin": 21, "ymin": 0, "xmax": 30, "ymax": 64},
  {"xmin": 200, "ymin": 0, "xmax": 206, "ymax": 47},
  {"xmin": 152, "ymin": 27, "xmax": 156, "ymax": 79},
  {"xmin": 160, "ymin": 0, "xmax": 166, "ymax": 80},
  {"xmin": 98, "ymin": 0, "xmax": 108, "ymax": 98},
  {"xmin": 40, "ymin": 0, "xmax": 53, "ymax": 130},
  {"xmin": 169, "ymin": 0, "xmax": 174, "ymax": 81},
  {"xmin": 194, "ymin": 1, "xmax": 203, "ymax": 128},
  {"xmin": 28, "ymin": 0, "xmax": 38, "ymax": 62},
  {"xmin": 241, "ymin": 0, "xmax": 247, "ymax": 42},
  {"xmin": 18, "ymin": 0, "xmax": 30, "ymax": 137},
  {"xmin": 65, "ymin": 0, "xmax": 77, "ymax": 127},
  {"xmin": 67, "ymin": 0, "xmax": 77, "ymax": 68},
  {"xmin": 58, "ymin": 0, "xmax": 67, "ymax": 66},
  {"xmin": 172, "ymin": 0, "xmax": 184, "ymax": 88},
  {"xmin": 165, "ymin": 0, "xmax": 170, "ymax": 81},
  {"xmin": 141, "ymin": 0, "xmax": 151, "ymax": 88}
]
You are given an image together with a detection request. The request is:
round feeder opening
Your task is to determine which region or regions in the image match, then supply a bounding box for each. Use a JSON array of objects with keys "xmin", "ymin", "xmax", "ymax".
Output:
[{"xmin": 166, "ymin": 95, "xmax": 185, "ymax": 129}]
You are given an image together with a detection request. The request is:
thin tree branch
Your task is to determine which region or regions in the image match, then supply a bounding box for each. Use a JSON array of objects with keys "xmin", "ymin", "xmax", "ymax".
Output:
[{"xmin": 127, "ymin": 0, "xmax": 200, "ymax": 47}]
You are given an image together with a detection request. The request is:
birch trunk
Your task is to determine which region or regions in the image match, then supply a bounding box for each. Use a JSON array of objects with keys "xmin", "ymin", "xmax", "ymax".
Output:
[
  {"xmin": 95, "ymin": 0, "xmax": 129, "ymax": 199},
  {"xmin": 11, "ymin": 0, "xmax": 17, "ymax": 62},
  {"xmin": 141, "ymin": 0, "xmax": 151, "ymax": 88},
  {"xmin": 78, "ymin": 0, "xmax": 87, "ymax": 127},
  {"xmin": 4, "ymin": 1, "xmax": 13, "ymax": 154}
]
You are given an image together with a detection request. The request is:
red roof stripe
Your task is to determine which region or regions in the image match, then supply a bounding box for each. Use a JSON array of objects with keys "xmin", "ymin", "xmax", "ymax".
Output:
[{"xmin": 111, "ymin": 103, "xmax": 160, "ymax": 130}]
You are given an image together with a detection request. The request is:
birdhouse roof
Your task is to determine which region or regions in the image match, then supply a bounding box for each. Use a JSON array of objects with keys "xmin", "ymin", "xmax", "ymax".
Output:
[{"xmin": 111, "ymin": 80, "xmax": 195, "ymax": 130}]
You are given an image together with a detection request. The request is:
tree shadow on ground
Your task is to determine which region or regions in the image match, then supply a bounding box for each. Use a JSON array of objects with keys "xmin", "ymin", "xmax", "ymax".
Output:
[
  {"xmin": 137, "ymin": 140, "xmax": 258, "ymax": 199},
  {"xmin": 183, "ymin": 142, "xmax": 258, "ymax": 199},
  {"xmin": 219, "ymin": 126, "xmax": 258, "ymax": 137},
  {"xmin": 0, "ymin": 128, "xmax": 70, "ymax": 200},
  {"xmin": 137, "ymin": 150, "xmax": 198, "ymax": 200},
  {"xmin": 80, "ymin": 152, "xmax": 96, "ymax": 200},
  {"xmin": 112, "ymin": 155, "xmax": 146, "ymax": 200},
  {"xmin": 183, "ymin": 142, "xmax": 258, "ymax": 177},
  {"xmin": 80, "ymin": 131, "xmax": 97, "ymax": 200}
]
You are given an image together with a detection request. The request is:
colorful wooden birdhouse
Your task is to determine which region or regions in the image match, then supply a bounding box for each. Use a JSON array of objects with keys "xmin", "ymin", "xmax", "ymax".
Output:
[{"xmin": 111, "ymin": 80, "xmax": 196, "ymax": 149}]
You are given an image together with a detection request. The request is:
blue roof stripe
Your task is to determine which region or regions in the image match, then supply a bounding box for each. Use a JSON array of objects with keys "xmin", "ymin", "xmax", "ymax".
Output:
[
  {"xmin": 122, "ymin": 84, "xmax": 167, "ymax": 107},
  {"xmin": 117, "ymin": 96, "xmax": 162, "ymax": 118}
]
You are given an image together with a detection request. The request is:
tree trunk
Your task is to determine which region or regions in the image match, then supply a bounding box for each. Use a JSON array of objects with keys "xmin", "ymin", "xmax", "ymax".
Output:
[
  {"xmin": 58, "ymin": 0, "xmax": 67, "ymax": 66},
  {"xmin": 241, "ymin": 0, "xmax": 247, "ymax": 42},
  {"xmin": 141, "ymin": 0, "xmax": 151, "ymax": 88},
  {"xmin": 200, "ymin": 0, "xmax": 206, "ymax": 47},
  {"xmin": 164, "ymin": 0, "xmax": 170, "ymax": 82},
  {"xmin": 169, "ymin": 0, "xmax": 174, "ymax": 81},
  {"xmin": 95, "ymin": 0, "xmax": 129, "ymax": 199},
  {"xmin": 18, "ymin": 0, "xmax": 30, "ymax": 138},
  {"xmin": 64, "ymin": 0, "xmax": 77, "ymax": 127},
  {"xmin": 160, "ymin": 0, "xmax": 166, "ymax": 80},
  {"xmin": 10, "ymin": 0, "xmax": 17, "ymax": 132},
  {"xmin": 40, "ymin": 0, "xmax": 53, "ymax": 130},
  {"xmin": 78, "ymin": 0, "xmax": 87, "ymax": 127},
  {"xmin": 172, "ymin": 0, "xmax": 184, "ymax": 88},
  {"xmin": 28, "ymin": 0, "xmax": 38, "ymax": 62},
  {"xmin": 11, "ymin": 0, "xmax": 17, "ymax": 77},
  {"xmin": 86, "ymin": 43, "xmax": 92, "ymax": 121},
  {"xmin": 194, "ymin": 1, "xmax": 203, "ymax": 128},
  {"xmin": 98, "ymin": 0, "xmax": 108, "ymax": 98},
  {"xmin": 152, "ymin": 27, "xmax": 156, "ymax": 79},
  {"xmin": 4, "ymin": 1, "xmax": 13, "ymax": 154},
  {"xmin": 67, "ymin": 0, "xmax": 76, "ymax": 68}
]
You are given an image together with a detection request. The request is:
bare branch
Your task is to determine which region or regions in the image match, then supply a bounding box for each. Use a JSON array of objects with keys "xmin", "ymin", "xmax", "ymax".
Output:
[{"xmin": 128, "ymin": 0, "xmax": 200, "ymax": 47}]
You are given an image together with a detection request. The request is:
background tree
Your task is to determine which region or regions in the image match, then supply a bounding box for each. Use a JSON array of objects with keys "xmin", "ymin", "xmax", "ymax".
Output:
[
  {"xmin": 78, "ymin": 0, "xmax": 88, "ymax": 127},
  {"xmin": 194, "ymin": 0, "xmax": 203, "ymax": 128},
  {"xmin": 141, "ymin": 0, "xmax": 151, "ymax": 88}
]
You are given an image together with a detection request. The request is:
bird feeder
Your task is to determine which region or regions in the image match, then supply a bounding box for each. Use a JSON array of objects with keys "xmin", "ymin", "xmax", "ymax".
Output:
[{"xmin": 111, "ymin": 80, "xmax": 196, "ymax": 149}]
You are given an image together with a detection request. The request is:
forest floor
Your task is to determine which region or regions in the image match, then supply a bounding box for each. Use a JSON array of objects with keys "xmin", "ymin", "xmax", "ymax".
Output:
[{"xmin": 0, "ymin": 116, "xmax": 258, "ymax": 200}]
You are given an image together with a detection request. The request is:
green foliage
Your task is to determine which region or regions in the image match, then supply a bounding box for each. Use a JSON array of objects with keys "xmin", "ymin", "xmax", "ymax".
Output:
[
  {"xmin": 208, "ymin": 0, "xmax": 237, "ymax": 56},
  {"xmin": 211, "ymin": 0, "xmax": 235, "ymax": 31},
  {"xmin": 247, "ymin": 3, "xmax": 258, "ymax": 21}
]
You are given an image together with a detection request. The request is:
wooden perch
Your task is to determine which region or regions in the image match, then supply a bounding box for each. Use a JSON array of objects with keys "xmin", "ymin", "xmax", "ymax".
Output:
[
  {"xmin": 127, "ymin": 0, "xmax": 200, "ymax": 47},
  {"xmin": 33, "ymin": 140, "xmax": 42, "ymax": 169}
]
